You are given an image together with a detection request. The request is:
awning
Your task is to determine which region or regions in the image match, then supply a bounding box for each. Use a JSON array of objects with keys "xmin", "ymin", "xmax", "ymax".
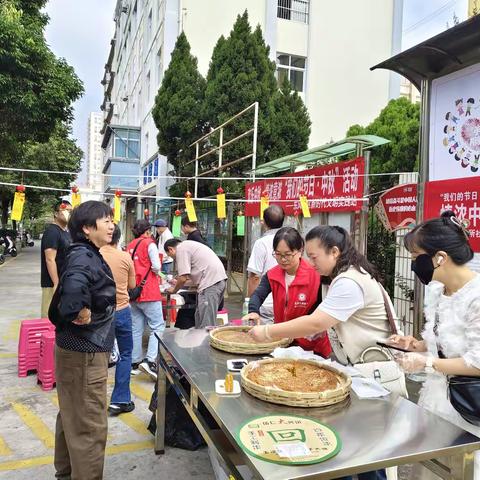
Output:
[
  {"xmin": 250, "ymin": 135, "xmax": 390, "ymax": 176},
  {"xmin": 371, "ymin": 15, "xmax": 480, "ymax": 90}
]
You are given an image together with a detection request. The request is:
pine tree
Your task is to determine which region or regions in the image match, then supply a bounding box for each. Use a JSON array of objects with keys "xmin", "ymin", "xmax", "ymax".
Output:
[
  {"xmin": 152, "ymin": 32, "xmax": 206, "ymax": 197},
  {"xmin": 268, "ymin": 77, "xmax": 311, "ymax": 161},
  {"xmin": 203, "ymin": 11, "xmax": 278, "ymax": 194}
]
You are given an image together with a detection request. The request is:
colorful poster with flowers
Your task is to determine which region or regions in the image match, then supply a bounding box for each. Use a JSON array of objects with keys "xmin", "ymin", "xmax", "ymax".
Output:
[{"xmin": 429, "ymin": 63, "xmax": 480, "ymax": 181}]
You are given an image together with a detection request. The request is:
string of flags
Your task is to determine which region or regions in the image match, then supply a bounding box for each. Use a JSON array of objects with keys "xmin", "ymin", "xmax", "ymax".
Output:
[{"xmin": 7, "ymin": 183, "xmax": 318, "ymax": 228}]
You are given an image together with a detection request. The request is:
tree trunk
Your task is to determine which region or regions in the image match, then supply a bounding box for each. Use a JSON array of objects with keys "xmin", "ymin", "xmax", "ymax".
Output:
[{"xmin": 1, "ymin": 194, "xmax": 10, "ymax": 227}]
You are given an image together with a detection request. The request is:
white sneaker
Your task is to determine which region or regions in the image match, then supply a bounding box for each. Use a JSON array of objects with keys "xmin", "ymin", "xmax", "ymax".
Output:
[
  {"xmin": 131, "ymin": 363, "xmax": 141, "ymax": 376},
  {"xmin": 139, "ymin": 361, "xmax": 158, "ymax": 381}
]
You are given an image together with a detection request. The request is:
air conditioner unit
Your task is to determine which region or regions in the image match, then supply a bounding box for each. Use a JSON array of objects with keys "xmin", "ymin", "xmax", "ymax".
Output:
[{"xmin": 121, "ymin": 3, "xmax": 129, "ymax": 13}]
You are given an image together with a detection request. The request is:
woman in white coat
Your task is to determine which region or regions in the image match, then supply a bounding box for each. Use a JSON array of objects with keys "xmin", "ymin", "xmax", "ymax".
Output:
[{"xmin": 389, "ymin": 210, "xmax": 480, "ymax": 478}]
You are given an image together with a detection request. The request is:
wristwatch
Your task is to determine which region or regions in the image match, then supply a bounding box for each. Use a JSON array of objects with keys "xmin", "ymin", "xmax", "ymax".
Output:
[{"xmin": 425, "ymin": 356, "xmax": 436, "ymax": 374}]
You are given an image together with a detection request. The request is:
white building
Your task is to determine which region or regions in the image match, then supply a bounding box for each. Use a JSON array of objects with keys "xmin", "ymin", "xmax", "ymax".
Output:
[
  {"xmin": 86, "ymin": 112, "xmax": 104, "ymax": 193},
  {"xmin": 100, "ymin": 0, "xmax": 403, "ymax": 218}
]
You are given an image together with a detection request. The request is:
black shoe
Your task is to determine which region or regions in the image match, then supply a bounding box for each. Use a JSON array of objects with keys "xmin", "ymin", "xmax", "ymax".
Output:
[
  {"xmin": 131, "ymin": 362, "xmax": 141, "ymax": 376},
  {"xmin": 139, "ymin": 361, "xmax": 158, "ymax": 381},
  {"xmin": 108, "ymin": 401, "xmax": 135, "ymax": 415}
]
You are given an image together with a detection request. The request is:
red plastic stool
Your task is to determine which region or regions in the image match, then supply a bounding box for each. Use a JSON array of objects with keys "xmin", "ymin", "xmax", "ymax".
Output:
[
  {"xmin": 37, "ymin": 331, "xmax": 56, "ymax": 391},
  {"xmin": 18, "ymin": 318, "xmax": 55, "ymax": 377}
]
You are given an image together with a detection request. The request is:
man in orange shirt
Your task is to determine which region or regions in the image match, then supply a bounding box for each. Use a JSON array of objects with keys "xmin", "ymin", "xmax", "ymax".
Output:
[{"xmin": 101, "ymin": 225, "xmax": 136, "ymax": 414}]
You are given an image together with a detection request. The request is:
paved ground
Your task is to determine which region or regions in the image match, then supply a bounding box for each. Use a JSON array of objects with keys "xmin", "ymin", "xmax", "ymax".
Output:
[{"xmin": 0, "ymin": 245, "xmax": 216, "ymax": 479}]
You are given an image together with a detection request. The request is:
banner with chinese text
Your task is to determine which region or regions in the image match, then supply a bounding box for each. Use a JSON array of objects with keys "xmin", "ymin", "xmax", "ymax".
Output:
[
  {"xmin": 244, "ymin": 157, "xmax": 365, "ymax": 216},
  {"xmin": 424, "ymin": 176, "xmax": 480, "ymax": 251},
  {"xmin": 374, "ymin": 183, "xmax": 417, "ymax": 232}
]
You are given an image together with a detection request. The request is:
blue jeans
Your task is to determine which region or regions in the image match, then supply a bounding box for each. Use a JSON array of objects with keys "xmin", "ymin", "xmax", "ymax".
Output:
[
  {"xmin": 130, "ymin": 301, "xmax": 165, "ymax": 363},
  {"xmin": 339, "ymin": 470, "xmax": 386, "ymax": 480},
  {"xmin": 111, "ymin": 307, "xmax": 133, "ymax": 404},
  {"xmin": 161, "ymin": 262, "xmax": 173, "ymax": 274}
]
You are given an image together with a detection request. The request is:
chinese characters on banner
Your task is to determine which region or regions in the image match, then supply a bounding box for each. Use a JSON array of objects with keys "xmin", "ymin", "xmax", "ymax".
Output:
[
  {"xmin": 374, "ymin": 183, "xmax": 417, "ymax": 232},
  {"xmin": 244, "ymin": 157, "xmax": 365, "ymax": 216},
  {"xmin": 424, "ymin": 176, "xmax": 480, "ymax": 252}
]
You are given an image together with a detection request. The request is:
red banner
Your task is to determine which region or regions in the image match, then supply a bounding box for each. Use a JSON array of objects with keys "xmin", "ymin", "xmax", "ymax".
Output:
[
  {"xmin": 424, "ymin": 177, "xmax": 480, "ymax": 252},
  {"xmin": 245, "ymin": 157, "xmax": 365, "ymax": 216},
  {"xmin": 375, "ymin": 183, "xmax": 417, "ymax": 232}
]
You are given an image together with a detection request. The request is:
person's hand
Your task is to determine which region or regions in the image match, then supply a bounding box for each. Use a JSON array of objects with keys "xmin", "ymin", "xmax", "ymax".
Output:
[
  {"xmin": 242, "ymin": 312, "xmax": 260, "ymax": 325},
  {"xmin": 394, "ymin": 352, "xmax": 429, "ymax": 373},
  {"xmin": 72, "ymin": 307, "xmax": 91, "ymax": 325},
  {"xmin": 249, "ymin": 325, "xmax": 268, "ymax": 342},
  {"xmin": 387, "ymin": 334, "xmax": 422, "ymax": 352},
  {"xmin": 166, "ymin": 287, "xmax": 176, "ymax": 295}
]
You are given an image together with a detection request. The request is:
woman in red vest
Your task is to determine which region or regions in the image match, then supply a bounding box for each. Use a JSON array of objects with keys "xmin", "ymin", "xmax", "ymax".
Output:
[
  {"xmin": 127, "ymin": 220, "xmax": 164, "ymax": 380},
  {"xmin": 243, "ymin": 227, "xmax": 331, "ymax": 357}
]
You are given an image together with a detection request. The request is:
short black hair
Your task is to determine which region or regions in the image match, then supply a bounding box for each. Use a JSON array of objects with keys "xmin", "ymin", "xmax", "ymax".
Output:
[
  {"xmin": 164, "ymin": 238, "xmax": 182, "ymax": 251},
  {"xmin": 273, "ymin": 227, "xmax": 304, "ymax": 251},
  {"xmin": 68, "ymin": 201, "xmax": 112, "ymax": 242},
  {"xmin": 181, "ymin": 216, "xmax": 197, "ymax": 228},
  {"xmin": 132, "ymin": 219, "xmax": 151, "ymax": 238},
  {"xmin": 263, "ymin": 205, "xmax": 285, "ymax": 229},
  {"xmin": 110, "ymin": 224, "xmax": 121, "ymax": 245},
  {"xmin": 54, "ymin": 200, "xmax": 72, "ymax": 212}
]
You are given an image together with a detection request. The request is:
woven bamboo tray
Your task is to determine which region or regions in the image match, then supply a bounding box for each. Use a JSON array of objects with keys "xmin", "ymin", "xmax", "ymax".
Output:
[
  {"xmin": 209, "ymin": 326, "xmax": 291, "ymax": 354},
  {"xmin": 241, "ymin": 358, "xmax": 351, "ymax": 408}
]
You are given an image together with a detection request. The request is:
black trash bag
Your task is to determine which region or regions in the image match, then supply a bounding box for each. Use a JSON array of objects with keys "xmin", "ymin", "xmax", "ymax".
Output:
[
  {"xmin": 174, "ymin": 292, "xmax": 197, "ymax": 330},
  {"xmin": 148, "ymin": 376, "xmax": 206, "ymax": 451}
]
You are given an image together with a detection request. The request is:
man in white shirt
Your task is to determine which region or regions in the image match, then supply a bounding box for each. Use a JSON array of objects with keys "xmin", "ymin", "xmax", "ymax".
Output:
[
  {"xmin": 154, "ymin": 219, "xmax": 174, "ymax": 274},
  {"xmin": 247, "ymin": 205, "xmax": 284, "ymax": 323}
]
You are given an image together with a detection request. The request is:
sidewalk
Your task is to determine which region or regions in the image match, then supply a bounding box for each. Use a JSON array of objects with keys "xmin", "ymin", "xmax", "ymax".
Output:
[{"xmin": 0, "ymin": 245, "xmax": 214, "ymax": 479}]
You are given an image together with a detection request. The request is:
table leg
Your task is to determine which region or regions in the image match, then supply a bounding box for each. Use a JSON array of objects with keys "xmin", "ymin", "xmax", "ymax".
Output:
[
  {"xmin": 154, "ymin": 361, "xmax": 167, "ymax": 454},
  {"xmin": 165, "ymin": 294, "xmax": 171, "ymax": 328},
  {"xmin": 450, "ymin": 452, "xmax": 475, "ymax": 480}
]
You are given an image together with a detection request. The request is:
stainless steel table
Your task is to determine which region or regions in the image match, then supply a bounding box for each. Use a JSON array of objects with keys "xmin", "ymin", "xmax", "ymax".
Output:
[{"xmin": 155, "ymin": 329, "xmax": 480, "ymax": 479}]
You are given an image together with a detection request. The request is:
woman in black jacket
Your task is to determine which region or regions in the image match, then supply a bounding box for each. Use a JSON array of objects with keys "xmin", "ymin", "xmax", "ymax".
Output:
[{"xmin": 49, "ymin": 201, "xmax": 115, "ymax": 480}]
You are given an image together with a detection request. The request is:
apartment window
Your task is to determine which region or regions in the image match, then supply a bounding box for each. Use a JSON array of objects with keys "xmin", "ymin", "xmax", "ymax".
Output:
[
  {"xmin": 144, "ymin": 132, "xmax": 149, "ymax": 158},
  {"xmin": 156, "ymin": 47, "xmax": 163, "ymax": 85},
  {"xmin": 277, "ymin": 0, "xmax": 309, "ymax": 23},
  {"xmin": 148, "ymin": 162, "xmax": 153, "ymax": 183},
  {"xmin": 153, "ymin": 157, "xmax": 158, "ymax": 177},
  {"xmin": 146, "ymin": 9, "xmax": 153, "ymax": 46},
  {"xmin": 277, "ymin": 53, "xmax": 306, "ymax": 92},
  {"xmin": 113, "ymin": 128, "xmax": 140, "ymax": 158},
  {"xmin": 146, "ymin": 71, "xmax": 151, "ymax": 102}
]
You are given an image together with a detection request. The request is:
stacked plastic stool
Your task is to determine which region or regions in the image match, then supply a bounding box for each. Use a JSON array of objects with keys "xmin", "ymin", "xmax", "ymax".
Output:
[
  {"xmin": 18, "ymin": 318, "xmax": 55, "ymax": 377},
  {"xmin": 37, "ymin": 330, "xmax": 56, "ymax": 391}
]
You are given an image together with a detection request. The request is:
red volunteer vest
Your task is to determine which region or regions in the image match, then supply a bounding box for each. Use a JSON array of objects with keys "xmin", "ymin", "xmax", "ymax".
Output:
[
  {"xmin": 267, "ymin": 259, "xmax": 331, "ymax": 357},
  {"xmin": 127, "ymin": 237, "xmax": 162, "ymax": 302}
]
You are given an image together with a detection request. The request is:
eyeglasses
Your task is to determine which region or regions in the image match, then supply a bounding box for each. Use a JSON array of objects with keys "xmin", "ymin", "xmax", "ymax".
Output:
[{"xmin": 272, "ymin": 251, "xmax": 300, "ymax": 260}]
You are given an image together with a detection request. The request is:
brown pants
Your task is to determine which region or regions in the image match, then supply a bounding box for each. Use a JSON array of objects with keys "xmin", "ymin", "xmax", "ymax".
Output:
[
  {"xmin": 54, "ymin": 345, "xmax": 109, "ymax": 480},
  {"xmin": 41, "ymin": 287, "xmax": 55, "ymax": 318}
]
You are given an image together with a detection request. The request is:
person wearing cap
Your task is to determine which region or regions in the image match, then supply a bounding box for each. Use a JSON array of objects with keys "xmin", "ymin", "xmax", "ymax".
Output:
[
  {"xmin": 127, "ymin": 220, "xmax": 165, "ymax": 380},
  {"xmin": 154, "ymin": 219, "xmax": 174, "ymax": 274}
]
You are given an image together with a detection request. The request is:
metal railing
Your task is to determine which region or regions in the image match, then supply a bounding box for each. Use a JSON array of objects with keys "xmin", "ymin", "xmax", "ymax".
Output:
[{"xmin": 277, "ymin": 0, "xmax": 309, "ymax": 24}]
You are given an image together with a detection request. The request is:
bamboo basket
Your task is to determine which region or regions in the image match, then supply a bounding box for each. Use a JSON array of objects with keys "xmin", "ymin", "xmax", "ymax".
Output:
[
  {"xmin": 241, "ymin": 358, "xmax": 351, "ymax": 408},
  {"xmin": 209, "ymin": 326, "xmax": 292, "ymax": 354}
]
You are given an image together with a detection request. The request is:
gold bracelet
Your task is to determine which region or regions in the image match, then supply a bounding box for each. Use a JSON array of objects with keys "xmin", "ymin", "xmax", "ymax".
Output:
[{"xmin": 264, "ymin": 324, "xmax": 273, "ymax": 341}]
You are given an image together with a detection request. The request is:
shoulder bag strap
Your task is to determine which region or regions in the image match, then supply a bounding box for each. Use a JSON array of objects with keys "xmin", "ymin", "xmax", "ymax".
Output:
[
  {"xmin": 380, "ymin": 284, "xmax": 398, "ymax": 335},
  {"xmin": 130, "ymin": 238, "xmax": 144, "ymax": 260}
]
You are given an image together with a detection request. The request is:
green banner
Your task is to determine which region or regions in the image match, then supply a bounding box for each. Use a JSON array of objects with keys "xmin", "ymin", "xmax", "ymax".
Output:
[
  {"xmin": 172, "ymin": 215, "xmax": 182, "ymax": 237},
  {"xmin": 236, "ymin": 215, "xmax": 245, "ymax": 236}
]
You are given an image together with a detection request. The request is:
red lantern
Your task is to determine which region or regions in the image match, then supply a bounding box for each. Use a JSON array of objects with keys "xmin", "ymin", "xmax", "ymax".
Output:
[
  {"xmin": 185, "ymin": 191, "xmax": 192, "ymax": 198},
  {"xmin": 60, "ymin": 203, "xmax": 67, "ymax": 210},
  {"xmin": 217, "ymin": 186, "xmax": 224, "ymax": 194},
  {"xmin": 262, "ymin": 190, "xmax": 269, "ymax": 198},
  {"xmin": 71, "ymin": 186, "xmax": 79, "ymax": 194},
  {"xmin": 175, "ymin": 209, "xmax": 181, "ymax": 216},
  {"xmin": 115, "ymin": 189, "xmax": 122, "ymax": 197},
  {"xmin": 16, "ymin": 185, "xmax": 26, "ymax": 192}
]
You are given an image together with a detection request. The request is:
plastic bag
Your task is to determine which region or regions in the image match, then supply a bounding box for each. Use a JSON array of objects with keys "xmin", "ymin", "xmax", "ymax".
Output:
[{"xmin": 148, "ymin": 377, "xmax": 206, "ymax": 451}]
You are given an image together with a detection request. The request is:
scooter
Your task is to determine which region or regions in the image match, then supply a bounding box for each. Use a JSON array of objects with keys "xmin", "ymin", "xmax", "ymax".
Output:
[{"xmin": 0, "ymin": 235, "xmax": 17, "ymax": 257}]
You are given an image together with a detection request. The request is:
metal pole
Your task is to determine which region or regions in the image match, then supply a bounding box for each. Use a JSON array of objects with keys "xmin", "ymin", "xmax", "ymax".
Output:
[
  {"xmin": 358, "ymin": 150, "xmax": 370, "ymax": 256},
  {"xmin": 226, "ymin": 202, "xmax": 233, "ymax": 295},
  {"xmin": 252, "ymin": 102, "xmax": 259, "ymax": 181},
  {"xmin": 413, "ymin": 78, "xmax": 431, "ymax": 337},
  {"xmin": 218, "ymin": 128, "xmax": 223, "ymax": 169},
  {"xmin": 194, "ymin": 142, "xmax": 199, "ymax": 197}
]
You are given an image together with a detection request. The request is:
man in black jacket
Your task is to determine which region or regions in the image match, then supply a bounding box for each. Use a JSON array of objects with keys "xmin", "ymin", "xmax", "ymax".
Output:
[
  {"xmin": 49, "ymin": 201, "xmax": 115, "ymax": 480},
  {"xmin": 180, "ymin": 216, "xmax": 209, "ymax": 246}
]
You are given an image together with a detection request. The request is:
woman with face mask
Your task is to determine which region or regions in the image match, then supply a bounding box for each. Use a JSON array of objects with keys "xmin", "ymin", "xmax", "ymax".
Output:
[{"xmin": 387, "ymin": 210, "xmax": 480, "ymax": 479}]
